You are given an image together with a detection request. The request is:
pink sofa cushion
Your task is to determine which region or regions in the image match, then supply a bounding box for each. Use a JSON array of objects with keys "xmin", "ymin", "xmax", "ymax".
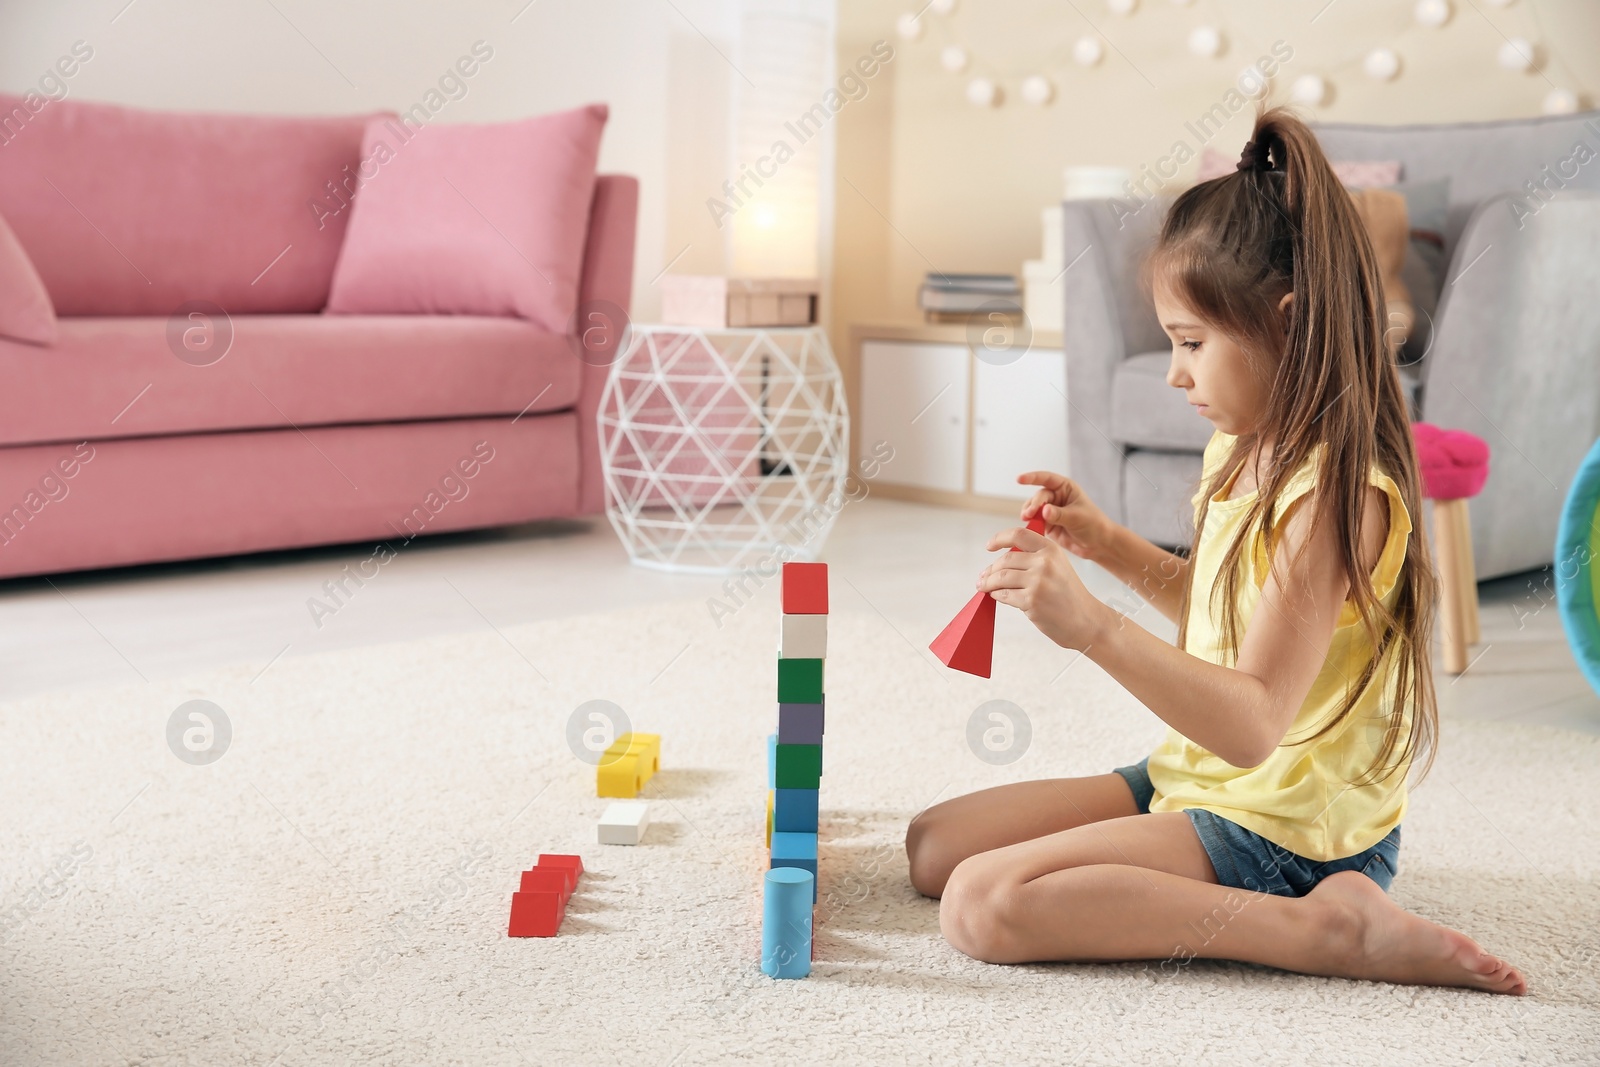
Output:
[
  {"xmin": 0, "ymin": 316, "xmax": 580, "ymax": 448},
  {"xmin": 0, "ymin": 94, "xmax": 374, "ymax": 316},
  {"xmin": 0, "ymin": 416, "xmax": 579, "ymax": 579},
  {"xmin": 0, "ymin": 210, "xmax": 55, "ymax": 346},
  {"xmin": 326, "ymin": 104, "xmax": 608, "ymax": 332}
]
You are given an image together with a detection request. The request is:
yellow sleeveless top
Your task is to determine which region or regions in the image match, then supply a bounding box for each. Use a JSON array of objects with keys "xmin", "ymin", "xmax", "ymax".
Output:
[{"xmin": 1145, "ymin": 430, "xmax": 1415, "ymax": 861}]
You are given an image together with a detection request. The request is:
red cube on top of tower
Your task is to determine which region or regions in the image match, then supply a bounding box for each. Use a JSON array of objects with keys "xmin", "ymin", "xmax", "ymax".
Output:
[{"xmin": 782, "ymin": 562, "xmax": 828, "ymax": 615}]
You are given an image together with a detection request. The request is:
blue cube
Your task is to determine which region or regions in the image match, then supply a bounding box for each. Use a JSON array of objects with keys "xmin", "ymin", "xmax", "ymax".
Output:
[
  {"xmin": 766, "ymin": 732, "xmax": 777, "ymax": 790},
  {"xmin": 774, "ymin": 788, "xmax": 819, "ymax": 833}
]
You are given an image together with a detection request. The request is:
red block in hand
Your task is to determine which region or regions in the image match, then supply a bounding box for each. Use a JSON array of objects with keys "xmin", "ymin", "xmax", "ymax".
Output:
[
  {"xmin": 782, "ymin": 562, "xmax": 828, "ymax": 615},
  {"xmin": 929, "ymin": 516, "xmax": 1046, "ymax": 679},
  {"xmin": 508, "ymin": 889, "xmax": 566, "ymax": 937},
  {"xmin": 930, "ymin": 591, "xmax": 997, "ymax": 678}
]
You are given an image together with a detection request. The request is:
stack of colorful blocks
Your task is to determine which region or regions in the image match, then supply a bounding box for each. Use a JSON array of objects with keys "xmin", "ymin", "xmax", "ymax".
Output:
[
  {"xmin": 762, "ymin": 562, "xmax": 826, "ymax": 978},
  {"xmin": 769, "ymin": 562, "xmax": 825, "ymax": 886},
  {"xmin": 507, "ymin": 854, "xmax": 584, "ymax": 937}
]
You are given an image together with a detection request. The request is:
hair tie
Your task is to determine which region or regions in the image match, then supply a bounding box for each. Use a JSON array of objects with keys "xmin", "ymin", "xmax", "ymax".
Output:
[{"xmin": 1236, "ymin": 138, "xmax": 1272, "ymax": 172}]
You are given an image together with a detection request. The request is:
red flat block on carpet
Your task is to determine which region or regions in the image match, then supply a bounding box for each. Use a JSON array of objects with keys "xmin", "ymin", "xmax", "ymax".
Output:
[
  {"xmin": 508, "ymin": 889, "xmax": 566, "ymax": 937},
  {"xmin": 521, "ymin": 867, "xmax": 572, "ymax": 900},
  {"xmin": 538, "ymin": 854, "xmax": 584, "ymax": 892}
]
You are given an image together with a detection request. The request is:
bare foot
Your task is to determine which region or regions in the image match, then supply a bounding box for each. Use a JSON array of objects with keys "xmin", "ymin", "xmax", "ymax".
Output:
[{"xmin": 1307, "ymin": 871, "xmax": 1527, "ymax": 995}]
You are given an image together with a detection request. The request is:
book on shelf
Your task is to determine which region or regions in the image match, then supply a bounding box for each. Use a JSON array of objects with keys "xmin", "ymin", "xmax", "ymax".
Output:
[
  {"xmin": 918, "ymin": 285, "xmax": 1024, "ymax": 313},
  {"xmin": 921, "ymin": 272, "xmax": 1020, "ymax": 294},
  {"xmin": 922, "ymin": 309, "xmax": 1023, "ymax": 326}
]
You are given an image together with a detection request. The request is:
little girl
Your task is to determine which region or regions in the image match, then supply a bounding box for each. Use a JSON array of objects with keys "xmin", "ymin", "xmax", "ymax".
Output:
[{"xmin": 905, "ymin": 106, "xmax": 1525, "ymax": 995}]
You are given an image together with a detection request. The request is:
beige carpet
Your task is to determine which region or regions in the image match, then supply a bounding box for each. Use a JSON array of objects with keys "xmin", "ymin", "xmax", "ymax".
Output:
[{"xmin": 1, "ymin": 590, "xmax": 1597, "ymax": 1066}]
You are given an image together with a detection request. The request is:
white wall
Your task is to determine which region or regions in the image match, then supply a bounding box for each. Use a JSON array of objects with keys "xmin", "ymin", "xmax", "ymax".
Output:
[{"xmin": 0, "ymin": 0, "xmax": 751, "ymax": 320}]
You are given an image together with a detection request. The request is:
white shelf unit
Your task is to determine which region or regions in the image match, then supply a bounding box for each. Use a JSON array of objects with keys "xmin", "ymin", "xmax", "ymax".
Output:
[{"xmin": 850, "ymin": 325, "xmax": 1069, "ymax": 513}]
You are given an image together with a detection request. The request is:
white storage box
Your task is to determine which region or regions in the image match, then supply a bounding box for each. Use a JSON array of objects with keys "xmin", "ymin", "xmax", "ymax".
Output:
[
  {"xmin": 1062, "ymin": 165, "xmax": 1131, "ymax": 201},
  {"xmin": 1041, "ymin": 205, "xmax": 1064, "ymax": 268},
  {"xmin": 1023, "ymin": 259, "xmax": 1064, "ymax": 332}
]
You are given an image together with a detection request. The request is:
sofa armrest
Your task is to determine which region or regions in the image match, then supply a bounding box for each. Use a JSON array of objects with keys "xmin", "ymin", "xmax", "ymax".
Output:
[
  {"xmin": 574, "ymin": 174, "xmax": 640, "ymax": 515},
  {"xmin": 1062, "ymin": 197, "xmax": 1168, "ymax": 524},
  {"xmin": 1420, "ymin": 190, "xmax": 1600, "ymax": 578}
]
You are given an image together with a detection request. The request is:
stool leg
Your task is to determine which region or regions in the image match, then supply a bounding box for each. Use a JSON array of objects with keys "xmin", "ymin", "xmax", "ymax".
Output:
[
  {"xmin": 1434, "ymin": 499, "xmax": 1468, "ymax": 674},
  {"xmin": 1454, "ymin": 500, "xmax": 1481, "ymax": 646}
]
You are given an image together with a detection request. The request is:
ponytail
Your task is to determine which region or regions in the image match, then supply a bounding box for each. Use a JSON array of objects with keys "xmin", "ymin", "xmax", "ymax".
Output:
[{"xmin": 1143, "ymin": 102, "xmax": 1438, "ymax": 787}]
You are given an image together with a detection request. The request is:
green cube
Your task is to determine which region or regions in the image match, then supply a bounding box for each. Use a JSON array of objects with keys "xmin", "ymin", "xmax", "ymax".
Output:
[
  {"xmin": 777, "ymin": 657, "xmax": 824, "ymax": 703},
  {"xmin": 774, "ymin": 743, "xmax": 822, "ymax": 788}
]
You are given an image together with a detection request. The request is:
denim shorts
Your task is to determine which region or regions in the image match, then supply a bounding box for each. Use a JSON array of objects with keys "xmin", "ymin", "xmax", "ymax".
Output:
[{"xmin": 1113, "ymin": 757, "xmax": 1401, "ymax": 898}]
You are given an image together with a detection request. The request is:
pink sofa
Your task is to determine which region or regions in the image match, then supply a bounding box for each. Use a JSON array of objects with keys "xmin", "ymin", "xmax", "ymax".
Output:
[{"xmin": 0, "ymin": 97, "xmax": 637, "ymax": 579}]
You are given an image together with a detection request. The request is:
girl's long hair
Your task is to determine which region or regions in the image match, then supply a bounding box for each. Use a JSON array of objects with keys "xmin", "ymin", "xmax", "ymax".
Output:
[{"xmin": 1139, "ymin": 103, "xmax": 1438, "ymax": 787}]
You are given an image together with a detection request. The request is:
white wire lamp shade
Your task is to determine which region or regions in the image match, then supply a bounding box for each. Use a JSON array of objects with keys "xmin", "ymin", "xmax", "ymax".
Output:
[{"xmin": 597, "ymin": 325, "xmax": 850, "ymax": 573}]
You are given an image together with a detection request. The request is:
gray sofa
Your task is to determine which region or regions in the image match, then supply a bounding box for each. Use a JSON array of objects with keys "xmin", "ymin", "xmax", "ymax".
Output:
[{"xmin": 1063, "ymin": 110, "xmax": 1600, "ymax": 579}]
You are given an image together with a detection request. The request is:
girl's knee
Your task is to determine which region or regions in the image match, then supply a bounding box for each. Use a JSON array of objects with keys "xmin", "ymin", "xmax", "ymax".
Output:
[
  {"xmin": 939, "ymin": 861, "xmax": 1023, "ymax": 963},
  {"xmin": 905, "ymin": 811, "xmax": 954, "ymax": 898}
]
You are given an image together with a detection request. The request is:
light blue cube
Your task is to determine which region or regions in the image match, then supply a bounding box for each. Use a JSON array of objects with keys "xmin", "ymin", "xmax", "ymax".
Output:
[{"xmin": 770, "ymin": 830, "xmax": 819, "ymax": 902}]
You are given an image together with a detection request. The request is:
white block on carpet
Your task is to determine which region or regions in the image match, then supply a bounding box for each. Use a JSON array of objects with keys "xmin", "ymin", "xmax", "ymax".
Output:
[
  {"xmin": 598, "ymin": 801, "xmax": 650, "ymax": 845},
  {"xmin": 780, "ymin": 613, "xmax": 827, "ymax": 659}
]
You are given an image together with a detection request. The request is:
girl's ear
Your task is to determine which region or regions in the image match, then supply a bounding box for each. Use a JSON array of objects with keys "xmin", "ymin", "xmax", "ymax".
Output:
[{"xmin": 1277, "ymin": 291, "xmax": 1294, "ymax": 333}]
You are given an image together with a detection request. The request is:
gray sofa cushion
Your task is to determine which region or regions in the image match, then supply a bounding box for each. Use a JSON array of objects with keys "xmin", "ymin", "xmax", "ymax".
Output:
[
  {"xmin": 1314, "ymin": 111, "xmax": 1600, "ymax": 262},
  {"xmin": 1393, "ymin": 178, "xmax": 1449, "ymax": 365},
  {"xmin": 1112, "ymin": 352, "xmax": 1215, "ymax": 452}
]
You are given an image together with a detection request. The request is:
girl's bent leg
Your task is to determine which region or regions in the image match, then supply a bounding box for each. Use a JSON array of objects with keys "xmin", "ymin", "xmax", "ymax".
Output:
[
  {"xmin": 905, "ymin": 773, "xmax": 1139, "ymax": 897},
  {"xmin": 940, "ymin": 813, "xmax": 1526, "ymax": 994}
]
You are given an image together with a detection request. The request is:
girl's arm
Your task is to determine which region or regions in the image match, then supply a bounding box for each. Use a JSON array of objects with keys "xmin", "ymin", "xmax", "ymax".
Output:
[
  {"xmin": 1090, "ymin": 524, "xmax": 1190, "ymax": 626},
  {"xmin": 983, "ymin": 488, "xmax": 1387, "ymax": 767},
  {"xmin": 1018, "ymin": 471, "xmax": 1188, "ymax": 625}
]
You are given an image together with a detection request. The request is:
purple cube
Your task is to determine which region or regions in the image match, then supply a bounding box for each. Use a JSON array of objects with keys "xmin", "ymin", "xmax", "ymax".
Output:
[{"xmin": 777, "ymin": 699, "xmax": 824, "ymax": 744}]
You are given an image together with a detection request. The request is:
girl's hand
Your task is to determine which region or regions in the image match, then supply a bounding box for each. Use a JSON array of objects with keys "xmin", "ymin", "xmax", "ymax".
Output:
[
  {"xmin": 1017, "ymin": 471, "xmax": 1116, "ymax": 563},
  {"xmin": 977, "ymin": 526, "xmax": 1112, "ymax": 651}
]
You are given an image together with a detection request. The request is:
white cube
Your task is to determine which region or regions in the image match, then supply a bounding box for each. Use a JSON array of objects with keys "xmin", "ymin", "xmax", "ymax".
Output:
[
  {"xmin": 1041, "ymin": 205, "xmax": 1064, "ymax": 267},
  {"xmin": 779, "ymin": 613, "xmax": 827, "ymax": 659},
  {"xmin": 598, "ymin": 801, "xmax": 650, "ymax": 845},
  {"xmin": 1024, "ymin": 259, "xmax": 1065, "ymax": 332},
  {"xmin": 1063, "ymin": 165, "xmax": 1131, "ymax": 201}
]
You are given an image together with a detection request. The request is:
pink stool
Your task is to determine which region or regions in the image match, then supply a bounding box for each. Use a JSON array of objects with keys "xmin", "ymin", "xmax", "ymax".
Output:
[{"xmin": 1413, "ymin": 423, "xmax": 1490, "ymax": 673}]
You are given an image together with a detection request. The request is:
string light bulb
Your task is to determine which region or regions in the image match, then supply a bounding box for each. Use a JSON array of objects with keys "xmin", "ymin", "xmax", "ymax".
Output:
[
  {"xmin": 1188, "ymin": 26, "xmax": 1224, "ymax": 59},
  {"xmin": 1291, "ymin": 73, "xmax": 1328, "ymax": 105},
  {"xmin": 1414, "ymin": 0, "xmax": 1452, "ymax": 27},
  {"xmin": 1364, "ymin": 48, "xmax": 1401, "ymax": 81}
]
